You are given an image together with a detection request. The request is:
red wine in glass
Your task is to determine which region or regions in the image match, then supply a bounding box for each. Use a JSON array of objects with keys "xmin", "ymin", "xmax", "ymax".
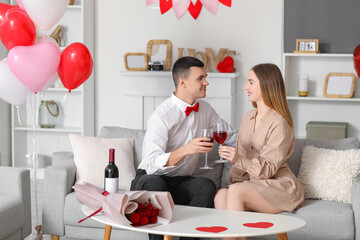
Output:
[
  {"xmin": 199, "ymin": 128, "xmax": 213, "ymax": 169},
  {"xmin": 214, "ymin": 123, "xmax": 228, "ymax": 163}
]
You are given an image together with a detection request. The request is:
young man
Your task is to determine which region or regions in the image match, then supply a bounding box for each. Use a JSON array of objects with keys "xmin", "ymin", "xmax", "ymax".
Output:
[{"xmin": 130, "ymin": 56, "xmax": 237, "ymax": 240}]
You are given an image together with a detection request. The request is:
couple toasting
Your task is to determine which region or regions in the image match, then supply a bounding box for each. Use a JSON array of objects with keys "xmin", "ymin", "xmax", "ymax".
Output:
[{"xmin": 131, "ymin": 57, "xmax": 304, "ymax": 240}]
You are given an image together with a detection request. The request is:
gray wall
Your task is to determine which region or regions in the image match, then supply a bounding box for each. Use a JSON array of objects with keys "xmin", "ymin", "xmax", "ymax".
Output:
[
  {"xmin": 284, "ymin": 0, "xmax": 360, "ymax": 53},
  {"xmin": 0, "ymin": 0, "xmax": 11, "ymax": 166}
]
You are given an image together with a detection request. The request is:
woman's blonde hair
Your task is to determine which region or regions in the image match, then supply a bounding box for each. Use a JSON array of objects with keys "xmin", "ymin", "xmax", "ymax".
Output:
[{"xmin": 251, "ymin": 63, "xmax": 293, "ymax": 127}]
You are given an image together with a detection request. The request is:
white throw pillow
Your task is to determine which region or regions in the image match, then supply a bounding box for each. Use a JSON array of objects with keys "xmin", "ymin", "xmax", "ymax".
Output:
[
  {"xmin": 297, "ymin": 145, "xmax": 360, "ymax": 203},
  {"xmin": 69, "ymin": 134, "xmax": 136, "ymax": 190}
]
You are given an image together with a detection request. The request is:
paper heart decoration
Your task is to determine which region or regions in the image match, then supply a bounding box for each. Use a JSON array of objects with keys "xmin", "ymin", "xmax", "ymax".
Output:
[
  {"xmin": 160, "ymin": 0, "xmax": 173, "ymax": 14},
  {"xmin": 217, "ymin": 56, "xmax": 234, "ymax": 73},
  {"xmin": 188, "ymin": 0, "xmax": 202, "ymax": 19},
  {"xmin": 173, "ymin": 0, "xmax": 190, "ymax": 18},
  {"xmin": 146, "ymin": 0, "xmax": 158, "ymax": 5},
  {"xmin": 196, "ymin": 226, "xmax": 228, "ymax": 233},
  {"xmin": 353, "ymin": 44, "xmax": 360, "ymax": 78},
  {"xmin": 243, "ymin": 222, "xmax": 274, "ymax": 229},
  {"xmin": 7, "ymin": 42, "xmax": 61, "ymax": 93},
  {"xmin": 219, "ymin": 0, "xmax": 231, "ymax": 7},
  {"xmin": 200, "ymin": 0, "xmax": 218, "ymax": 14}
]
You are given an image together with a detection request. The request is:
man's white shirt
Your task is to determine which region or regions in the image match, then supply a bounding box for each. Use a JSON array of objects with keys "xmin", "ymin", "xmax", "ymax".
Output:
[{"xmin": 138, "ymin": 93, "xmax": 237, "ymax": 176}]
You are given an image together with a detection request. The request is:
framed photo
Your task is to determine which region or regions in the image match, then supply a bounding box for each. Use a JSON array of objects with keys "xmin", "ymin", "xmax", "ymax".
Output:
[
  {"xmin": 146, "ymin": 39, "xmax": 172, "ymax": 71},
  {"xmin": 294, "ymin": 39, "xmax": 320, "ymax": 53},
  {"xmin": 323, "ymin": 73, "xmax": 356, "ymax": 98},
  {"xmin": 124, "ymin": 53, "xmax": 148, "ymax": 71}
]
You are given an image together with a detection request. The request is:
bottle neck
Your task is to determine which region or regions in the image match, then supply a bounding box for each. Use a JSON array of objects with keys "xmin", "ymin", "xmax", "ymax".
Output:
[{"xmin": 109, "ymin": 148, "xmax": 115, "ymax": 163}]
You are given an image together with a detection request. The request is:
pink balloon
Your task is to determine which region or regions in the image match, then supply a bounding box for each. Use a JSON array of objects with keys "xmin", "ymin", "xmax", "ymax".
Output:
[
  {"xmin": 16, "ymin": 0, "xmax": 24, "ymax": 10},
  {"xmin": 7, "ymin": 42, "xmax": 61, "ymax": 93}
]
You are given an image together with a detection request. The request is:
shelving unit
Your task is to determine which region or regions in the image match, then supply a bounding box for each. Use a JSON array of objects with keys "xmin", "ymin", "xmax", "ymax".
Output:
[
  {"xmin": 11, "ymin": 0, "xmax": 95, "ymax": 178},
  {"xmin": 282, "ymin": 53, "xmax": 360, "ymax": 138},
  {"xmin": 120, "ymin": 71, "xmax": 238, "ymax": 130}
]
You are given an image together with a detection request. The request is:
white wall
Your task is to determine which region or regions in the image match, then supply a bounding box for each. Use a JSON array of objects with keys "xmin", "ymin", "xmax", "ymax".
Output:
[
  {"xmin": 94, "ymin": 0, "xmax": 284, "ymax": 134},
  {"xmin": 0, "ymin": 0, "xmax": 11, "ymax": 166}
]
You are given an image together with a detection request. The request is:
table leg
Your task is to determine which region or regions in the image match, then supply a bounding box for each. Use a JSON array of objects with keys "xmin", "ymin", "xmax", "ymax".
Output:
[
  {"xmin": 164, "ymin": 235, "xmax": 173, "ymax": 240},
  {"xmin": 104, "ymin": 224, "xmax": 112, "ymax": 240},
  {"xmin": 277, "ymin": 233, "xmax": 288, "ymax": 240}
]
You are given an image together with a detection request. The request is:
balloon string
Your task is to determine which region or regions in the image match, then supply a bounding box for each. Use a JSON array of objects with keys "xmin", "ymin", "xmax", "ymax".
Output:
[
  {"xmin": 31, "ymin": 93, "xmax": 39, "ymax": 226},
  {"xmin": 61, "ymin": 92, "xmax": 69, "ymax": 105},
  {"xmin": 16, "ymin": 106, "xmax": 22, "ymax": 126}
]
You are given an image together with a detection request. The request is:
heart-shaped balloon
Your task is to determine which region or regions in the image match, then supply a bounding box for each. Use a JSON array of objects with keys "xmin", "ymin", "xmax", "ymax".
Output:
[
  {"xmin": 0, "ymin": 3, "xmax": 18, "ymax": 24},
  {"xmin": 173, "ymin": 0, "xmax": 190, "ymax": 18},
  {"xmin": 58, "ymin": 42, "xmax": 93, "ymax": 93},
  {"xmin": 217, "ymin": 56, "xmax": 234, "ymax": 73},
  {"xmin": 243, "ymin": 222, "xmax": 274, "ymax": 229},
  {"xmin": 195, "ymin": 226, "xmax": 228, "ymax": 233},
  {"xmin": 7, "ymin": 42, "xmax": 61, "ymax": 93},
  {"xmin": 0, "ymin": 8, "xmax": 36, "ymax": 50},
  {"xmin": 188, "ymin": 0, "xmax": 202, "ymax": 19},
  {"xmin": 0, "ymin": 59, "xmax": 29, "ymax": 105},
  {"xmin": 160, "ymin": 0, "xmax": 173, "ymax": 14},
  {"xmin": 353, "ymin": 44, "xmax": 360, "ymax": 78},
  {"xmin": 22, "ymin": 0, "xmax": 69, "ymax": 31},
  {"xmin": 200, "ymin": 0, "xmax": 218, "ymax": 14}
]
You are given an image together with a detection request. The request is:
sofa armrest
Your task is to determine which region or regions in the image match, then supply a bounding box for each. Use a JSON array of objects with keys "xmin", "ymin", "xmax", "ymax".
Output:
[
  {"xmin": 42, "ymin": 159, "xmax": 76, "ymax": 236},
  {"xmin": 0, "ymin": 167, "xmax": 31, "ymax": 239},
  {"xmin": 352, "ymin": 176, "xmax": 360, "ymax": 240}
]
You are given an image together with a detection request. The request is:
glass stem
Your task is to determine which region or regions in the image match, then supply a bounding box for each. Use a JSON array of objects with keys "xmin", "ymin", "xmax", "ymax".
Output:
[{"xmin": 205, "ymin": 153, "xmax": 208, "ymax": 167}]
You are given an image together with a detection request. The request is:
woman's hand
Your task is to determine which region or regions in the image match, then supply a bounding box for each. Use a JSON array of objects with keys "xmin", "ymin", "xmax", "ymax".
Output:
[{"xmin": 219, "ymin": 146, "xmax": 236, "ymax": 163}]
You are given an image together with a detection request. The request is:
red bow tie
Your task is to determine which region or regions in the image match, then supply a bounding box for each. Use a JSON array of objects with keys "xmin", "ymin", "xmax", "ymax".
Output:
[{"xmin": 185, "ymin": 103, "xmax": 199, "ymax": 116}]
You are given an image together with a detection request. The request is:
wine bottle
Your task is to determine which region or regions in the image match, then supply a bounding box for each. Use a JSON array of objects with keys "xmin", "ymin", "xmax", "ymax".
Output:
[{"xmin": 104, "ymin": 148, "xmax": 119, "ymax": 194}]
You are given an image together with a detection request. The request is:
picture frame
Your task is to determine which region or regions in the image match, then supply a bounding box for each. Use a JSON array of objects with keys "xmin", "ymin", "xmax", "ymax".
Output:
[
  {"xmin": 146, "ymin": 39, "xmax": 172, "ymax": 71},
  {"xmin": 294, "ymin": 39, "xmax": 320, "ymax": 53},
  {"xmin": 323, "ymin": 73, "xmax": 356, "ymax": 98},
  {"xmin": 124, "ymin": 53, "xmax": 148, "ymax": 71}
]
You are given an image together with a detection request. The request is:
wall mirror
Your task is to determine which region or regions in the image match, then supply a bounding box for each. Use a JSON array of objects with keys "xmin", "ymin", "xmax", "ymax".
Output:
[
  {"xmin": 146, "ymin": 39, "xmax": 172, "ymax": 71},
  {"xmin": 323, "ymin": 73, "xmax": 356, "ymax": 98},
  {"xmin": 124, "ymin": 53, "xmax": 148, "ymax": 71}
]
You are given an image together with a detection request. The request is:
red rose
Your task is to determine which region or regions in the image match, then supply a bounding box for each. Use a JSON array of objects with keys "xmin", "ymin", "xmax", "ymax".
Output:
[
  {"xmin": 150, "ymin": 216, "xmax": 157, "ymax": 223},
  {"xmin": 155, "ymin": 209, "xmax": 160, "ymax": 216},
  {"xmin": 144, "ymin": 210, "xmax": 151, "ymax": 217},
  {"xmin": 129, "ymin": 213, "xmax": 140, "ymax": 224},
  {"xmin": 140, "ymin": 216, "xmax": 149, "ymax": 225},
  {"xmin": 146, "ymin": 202, "xmax": 153, "ymax": 211}
]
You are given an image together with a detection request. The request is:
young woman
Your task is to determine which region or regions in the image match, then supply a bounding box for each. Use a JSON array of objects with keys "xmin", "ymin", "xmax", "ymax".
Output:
[{"xmin": 215, "ymin": 63, "xmax": 304, "ymax": 240}]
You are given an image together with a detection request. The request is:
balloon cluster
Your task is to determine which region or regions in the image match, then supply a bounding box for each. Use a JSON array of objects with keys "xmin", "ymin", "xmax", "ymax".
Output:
[{"xmin": 0, "ymin": 0, "xmax": 94, "ymax": 106}]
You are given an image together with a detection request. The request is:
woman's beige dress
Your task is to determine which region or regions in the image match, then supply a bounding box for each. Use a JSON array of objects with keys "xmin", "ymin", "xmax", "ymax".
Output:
[{"xmin": 230, "ymin": 108, "xmax": 304, "ymax": 212}]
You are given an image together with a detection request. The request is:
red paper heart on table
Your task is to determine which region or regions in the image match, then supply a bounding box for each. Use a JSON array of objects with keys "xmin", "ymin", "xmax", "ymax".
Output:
[
  {"xmin": 243, "ymin": 222, "xmax": 274, "ymax": 229},
  {"xmin": 219, "ymin": 0, "xmax": 231, "ymax": 7},
  {"xmin": 353, "ymin": 44, "xmax": 360, "ymax": 78},
  {"xmin": 196, "ymin": 226, "xmax": 228, "ymax": 233},
  {"xmin": 160, "ymin": 0, "xmax": 173, "ymax": 14},
  {"xmin": 188, "ymin": 0, "xmax": 202, "ymax": 19},
  {"xmin": 217, "ymin": 56, "xmax": 234, "ymax": 73}
]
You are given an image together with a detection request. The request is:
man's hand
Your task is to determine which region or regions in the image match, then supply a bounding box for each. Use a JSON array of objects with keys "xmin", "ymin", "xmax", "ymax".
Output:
[
  {"xmin": 166, "ymin": 137, "xmax": 213, "ymax": 166},
  {"xmin": 219, "ymin": 145, "xmax": 236, "ymax": 163}
]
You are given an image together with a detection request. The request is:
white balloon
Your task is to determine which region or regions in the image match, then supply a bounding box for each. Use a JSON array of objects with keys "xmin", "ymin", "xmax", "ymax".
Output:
[
  {"xmin": 0, "ymin": 60, "xmax": 29, "ymax": 106},
  {"xmin": 22, "ymin": 0, "xmax": 69, "ymax": 32}
]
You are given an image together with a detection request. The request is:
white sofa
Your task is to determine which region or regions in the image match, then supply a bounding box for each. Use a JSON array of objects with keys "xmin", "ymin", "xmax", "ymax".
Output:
[{"xmin": 42, "ymin": 126, "xmax": 360, "ymax": 240}]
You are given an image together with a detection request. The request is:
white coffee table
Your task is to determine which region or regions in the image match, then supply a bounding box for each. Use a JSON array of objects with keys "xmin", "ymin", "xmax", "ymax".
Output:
[{"xmin": 82, "ymin": 204, "xmax": 305, "ymax": 240}]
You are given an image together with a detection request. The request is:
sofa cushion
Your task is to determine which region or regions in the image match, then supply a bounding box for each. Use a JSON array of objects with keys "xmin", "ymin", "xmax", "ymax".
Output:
[
  {"xmin": 287, "ymin": 137, "xmax": 360, "ymax": 176},
  {"xmin": 100, "ymin": 126, "xmax": 146, "ymax": 169},
  {"xmin": 0, "ymin": 195, "xmax": 24, "ymax": 239},
  {"xmin": 297, "ymin": 145, "xmax": 360, "ymax": 203},
  {"xmin": 69, "ymin": 134, "xmax": 136, "ymax": 190}
]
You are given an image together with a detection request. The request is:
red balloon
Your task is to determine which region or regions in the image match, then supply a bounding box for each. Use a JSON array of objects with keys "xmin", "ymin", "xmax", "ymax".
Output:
[
  {"xmin": 58, "ymin": 42, "xmax": 94, "ymax": 93},
  {"xmin": 353, "ymin": 44, "xmax": 360, "ymax": 78},
  {"xmin": 0, "ymin": 8, "xmax": 36, "ymax": 50},
  {"xmin": 0, "ymin": 3, "xmax": 18, "ymax": 24}
]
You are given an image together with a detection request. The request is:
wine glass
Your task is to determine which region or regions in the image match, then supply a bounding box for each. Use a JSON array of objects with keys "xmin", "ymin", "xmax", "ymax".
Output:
[
  {"xmin": 199, "ymin": 128, "xmax": 214, "ymax": 170},
  {"xmin": 213, "ymin": 122, "xmax": 228, "ymax": 163}
]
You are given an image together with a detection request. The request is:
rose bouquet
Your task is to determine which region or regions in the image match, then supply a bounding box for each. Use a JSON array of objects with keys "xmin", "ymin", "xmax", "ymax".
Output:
[{"xmin": 127, "ymin": 199, "xmax": 160, "ymax": 226}]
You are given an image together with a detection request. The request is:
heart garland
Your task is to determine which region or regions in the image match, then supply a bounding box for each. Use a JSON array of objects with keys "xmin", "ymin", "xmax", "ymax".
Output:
[{"xmin": 156, "ymin": 0, "xmax": 232, "ymax": 19}]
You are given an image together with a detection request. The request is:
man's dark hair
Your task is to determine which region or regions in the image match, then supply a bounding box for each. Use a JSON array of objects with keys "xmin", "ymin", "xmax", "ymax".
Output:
[{"xmin": 172, "ymin": 56, "xmax": 204, "ymax": 87}]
